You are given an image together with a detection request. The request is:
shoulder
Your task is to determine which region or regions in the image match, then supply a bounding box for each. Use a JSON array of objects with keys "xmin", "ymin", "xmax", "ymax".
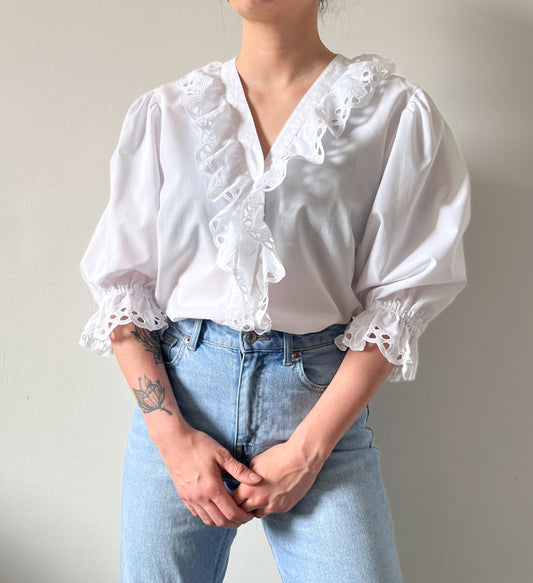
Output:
[
  {"xmin": 337, "ymin": 54, "xmax": 414, "ymax": 98},
  {"xmin": 333, "ymin": 54, "xmax": 448, "ymax": 131},
  {"xmin": 114, "ymin": 60, "xmax": 231, "ymax": 150},
  {"xmin": 126, "ymin": 60, "xmax": 226, "ymax": 114}
]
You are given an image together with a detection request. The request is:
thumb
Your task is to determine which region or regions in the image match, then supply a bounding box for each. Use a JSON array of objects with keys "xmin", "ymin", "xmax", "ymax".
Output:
[{"xmin": 221, "ymin": 455, "xmax": 262, "ymax": 485}]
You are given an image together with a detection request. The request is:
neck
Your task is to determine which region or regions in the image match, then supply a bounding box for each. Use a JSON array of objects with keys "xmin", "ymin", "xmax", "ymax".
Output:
[{"xmin": 236, "ymin": 9, "xmax": 335, "ymax": 89}]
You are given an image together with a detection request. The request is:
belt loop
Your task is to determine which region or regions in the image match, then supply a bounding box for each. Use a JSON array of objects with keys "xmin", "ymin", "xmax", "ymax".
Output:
[
  {"xmin": 283, "ymin": 332, "xmax": 293, "ymax": 366},
  {"xmin": 188, "ymin": 319, "xmax": 203, "ymax": 351}
]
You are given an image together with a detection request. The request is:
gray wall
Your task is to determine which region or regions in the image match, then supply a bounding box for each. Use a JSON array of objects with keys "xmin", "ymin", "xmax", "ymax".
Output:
[{"xmin": 1, "ymin": 0, "xmax": 532, "ymax": 581}]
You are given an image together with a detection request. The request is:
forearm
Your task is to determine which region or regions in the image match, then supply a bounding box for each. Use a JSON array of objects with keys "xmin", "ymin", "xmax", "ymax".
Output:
[
  {"xmin": 110, "ymin": 322, "xmax": 262, "ymax": 527},
  {"xmin": 289, "ymin": 343, "xmax": 394, "ymax": 467},
  {"xmin": 110, "ymin": 323, "xmax": 190, "ymax": 443}
]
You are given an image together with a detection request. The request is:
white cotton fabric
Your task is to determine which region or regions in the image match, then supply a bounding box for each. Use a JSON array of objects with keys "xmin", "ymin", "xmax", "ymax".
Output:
[{"xmin": 80, "ymin": 54, "xmax": 470, "ymax": 381}]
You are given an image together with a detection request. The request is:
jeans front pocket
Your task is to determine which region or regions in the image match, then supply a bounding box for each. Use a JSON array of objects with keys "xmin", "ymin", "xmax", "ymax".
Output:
[
  {"xmin": 160, "ymin": 327, "xmax": 187, "ymax": 366},
  {"xmin": 293, "ymin": 342, "xmax": 346, "ymax": 393}
]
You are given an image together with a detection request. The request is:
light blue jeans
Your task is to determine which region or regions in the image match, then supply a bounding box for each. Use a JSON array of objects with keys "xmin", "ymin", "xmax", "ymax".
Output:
[{"xmin": 121, "ymin": 318, "xmax": 403, "ymax": 582}]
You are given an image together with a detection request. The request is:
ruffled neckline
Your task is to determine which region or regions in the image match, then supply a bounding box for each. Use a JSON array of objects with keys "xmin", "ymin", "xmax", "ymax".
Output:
[
  {"xmin": 225, "ymin": 53, "xmax": 346, "ymax": 177},
  {"xmin": 175, "ymin": 54, "xmax": 396, "ymax": 333}
]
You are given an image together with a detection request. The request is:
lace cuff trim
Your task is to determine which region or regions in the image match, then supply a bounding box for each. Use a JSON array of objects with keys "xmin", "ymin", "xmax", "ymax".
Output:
[
  {"xmin": 80, "ymin": 285, "xmax": 167, "ymax": 356},
  {"xmin": 334, "ymin": 303, "xmax": 427, "ymax": 382}
]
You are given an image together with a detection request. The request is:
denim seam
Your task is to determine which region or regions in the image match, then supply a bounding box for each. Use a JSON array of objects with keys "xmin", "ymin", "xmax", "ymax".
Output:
[
  {"xmin": 160, "ymin": 336, "xmax": 177, "ymax": 361},
  {"xmin": 188, "ymin": 318, "xmax": 203, "ymax": 350},
  {"xmin": 173, "ymin": 322, "xmax": 340, "ymax": 351},
  {"xmin": 283, "ymin": 332, "xmax": 293, "ymax": 365},
  {"xmin": 162, "ymin": 338, "xmax": 186, "ymax": 366},
  {"xmin": 187, "ymin": 338, "xmax": 336, "ymax": 353},
  {"xmin": 297, "ymin": 341, "xmax": 337, "ymax": 352},
  {"xmin": 366, "ymin": 403, "xmax": 376, "ymax": 449},
  {"xmin": 252, "ymin": 359, "xmax": 266, "ymax": 449},
  {"xmin": 233, "ymin": 351, "xmax": 245, "ymax": 459},
  {"xmin": 187, "ymin": 337, "xmax": 241, "ymax": 351},
  {"xmin": 293, "ymin": 357, "xmax": 330, "ymax": 393},
  {"xmin": 161, "ymin": 329, "xmax": 182, "ymax": 342}
]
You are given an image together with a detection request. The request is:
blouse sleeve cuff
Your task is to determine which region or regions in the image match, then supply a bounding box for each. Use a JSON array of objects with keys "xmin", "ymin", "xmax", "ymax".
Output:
[
  {"xmin": 334, "ymin": 304, "xmax": 426, "ymax": 382},
  {"xmin": 80, "ymin": 285, "xmax": 168, "ymax": 356}
]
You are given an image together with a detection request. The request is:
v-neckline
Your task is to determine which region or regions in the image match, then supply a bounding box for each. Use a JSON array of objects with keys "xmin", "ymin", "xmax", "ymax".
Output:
[{"xmin": 226, "ymin": 54, "xmax": 345, "ymax": 176}]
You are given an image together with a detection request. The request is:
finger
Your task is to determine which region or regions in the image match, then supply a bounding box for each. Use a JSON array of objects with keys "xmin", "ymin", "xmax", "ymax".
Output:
[
  {"xmin": 231, "ymin": 486, "xmax": 246, "ymax": 506},
  {"xmin": 220, "ymin": 455, "xmax": 262, "ymax": 486},
  {"xmin": 234, "ymin": 488, "xmax": 268, "ymax": 513},
  {"xmin": 183, "ymin": 500, "xmax": 198, "ymax": 517},
  {"xmin": 194, "ymin": 505, "xmax": 215, "ymax": 527},
  {"xmin": 239, "ymin": 500, "xmax": 262, "ymax": 513},
  {"xmin": 215, "ymin": 491, "xmax": 255, "ymax": 525},
  {"xmin": 203, "ymin": 501, "xmax": 240, "ymax": 529}
]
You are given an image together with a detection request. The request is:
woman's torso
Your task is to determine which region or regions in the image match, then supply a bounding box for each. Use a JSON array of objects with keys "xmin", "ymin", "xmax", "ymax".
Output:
[{"xmin": 153, "ymin": 54, "xmax": 411, "ymax": 333}]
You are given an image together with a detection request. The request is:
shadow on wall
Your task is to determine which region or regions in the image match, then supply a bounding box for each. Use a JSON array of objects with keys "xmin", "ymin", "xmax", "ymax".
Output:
[
  {"xmin": 0, "ymin": 520, "xmax": 118, "ymax": 583},
  {"xmin": 455, "ymin": 0, "xmax": 532, "ymax": 355},
  {"xmin": 375, "ymin": 4, "xmax": 533, "ymax": 583},
  {"xmin": 0, "ymin": 533, "xmax": 60, "ymax": 583},
  {"xmin": 443, "ymin": 1, "xmax": 533, "ymax": 165}
]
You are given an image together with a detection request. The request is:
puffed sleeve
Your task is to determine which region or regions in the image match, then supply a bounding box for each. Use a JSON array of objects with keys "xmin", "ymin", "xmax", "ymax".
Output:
[
  {"xmin": 79, "ymin": 91, "xmax": 167, "ymax": 356},
  {"xmin": 335, "ymin": 86, "xmax": 471, "ymax": 381}
]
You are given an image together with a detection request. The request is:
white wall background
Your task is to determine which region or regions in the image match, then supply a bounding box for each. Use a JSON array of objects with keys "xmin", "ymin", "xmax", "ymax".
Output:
[{"xmin": 1, "ymin": 0, "xmax": 532, "ymax": 581}]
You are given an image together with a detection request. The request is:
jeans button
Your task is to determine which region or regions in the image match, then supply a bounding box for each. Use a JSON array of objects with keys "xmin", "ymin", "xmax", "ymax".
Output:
[{"xmin": 245, "ymin": 331, "xmax": 258, "ymax": 343}]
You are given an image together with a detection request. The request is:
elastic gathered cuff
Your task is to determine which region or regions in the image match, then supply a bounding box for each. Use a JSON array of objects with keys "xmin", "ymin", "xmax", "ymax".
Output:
[
  {"xmin": 334, "ymin": 306, "xmax": 425, "ymax": 382},
  {"xmin": 80, "ymin": 285, "xmax": 167, "ymax": 356}
]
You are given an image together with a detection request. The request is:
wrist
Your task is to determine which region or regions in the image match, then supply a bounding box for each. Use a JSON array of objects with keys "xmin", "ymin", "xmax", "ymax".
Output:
[
  {"xmin": 146, "ymin": 412, "xmax": 192, "ymax": 446},
  {"xmin": 287, "ymin": 426, "xmax": 334, "ymax": 471}
]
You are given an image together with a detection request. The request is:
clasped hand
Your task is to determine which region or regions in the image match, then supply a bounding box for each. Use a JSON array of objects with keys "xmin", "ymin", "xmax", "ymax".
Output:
[
  {"xmin": 156, "ymin": 425, "xmax": 322, "ymax": 528},
  {"xmin": 232, "ymin": 441, "xmax": 322, "ymax": 519}
]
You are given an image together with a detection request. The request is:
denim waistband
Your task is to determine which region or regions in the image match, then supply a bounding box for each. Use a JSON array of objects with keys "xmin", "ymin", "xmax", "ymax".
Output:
[{"xmin": 164, "ymin": 318, "xmax": 347, "ymax": 358}]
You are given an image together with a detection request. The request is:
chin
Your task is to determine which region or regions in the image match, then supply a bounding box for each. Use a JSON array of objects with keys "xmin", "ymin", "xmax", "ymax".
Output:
[{"xmin": 231, "ymin": 0, "xmax": 311, "ymax": 20}]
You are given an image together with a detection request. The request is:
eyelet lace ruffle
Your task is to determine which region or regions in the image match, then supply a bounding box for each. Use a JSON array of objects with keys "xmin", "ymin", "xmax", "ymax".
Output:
[
  {"xmin": 176, "ymin": 55, "xmax": 395, "ymax": 333},
  {"xmin": 80, "ymin": 285, "xmax": 167, "ymax": 356},
  {"xmin": 335, "ymin": 300, "xmax": 429, "ymax": 382},
  {"xmin": 177, "ymin": 63, "xmax": 286, "ymax": 332},
  {"xmin": 255, "ymin": 55, "xmax": 395, "ymax": 191}
]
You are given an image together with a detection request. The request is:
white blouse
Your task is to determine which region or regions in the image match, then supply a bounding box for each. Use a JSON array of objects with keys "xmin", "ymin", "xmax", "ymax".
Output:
[{"xmin": 80, "ymin": 54, "xmax": 470, "ymax": 382}]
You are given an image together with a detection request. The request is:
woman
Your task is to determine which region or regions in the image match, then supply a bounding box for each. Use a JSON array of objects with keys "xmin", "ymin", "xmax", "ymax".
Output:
[{"xmin": 80, "ymin": 0, "xmax": 470, "ymax": 581}]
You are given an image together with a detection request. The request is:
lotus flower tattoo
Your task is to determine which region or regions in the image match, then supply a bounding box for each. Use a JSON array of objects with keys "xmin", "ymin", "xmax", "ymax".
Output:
[{"xmin": 133, "ymin": 375, "xmax": 172, "ymax": 415}]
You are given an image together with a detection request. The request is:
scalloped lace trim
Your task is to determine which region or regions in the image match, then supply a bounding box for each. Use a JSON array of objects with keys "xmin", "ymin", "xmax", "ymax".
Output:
[
  {"xmin": 177, "ymin": 63, "xmax": 285, "ymax": 333},
  {"xmin": 80, "ymin": 287, "xmax": 167, "ymax": 356},
  {"xmin": 256, "ymin": 55, "xmax": 396, "ymax": 193},
  {"xmin": 176, "ymin": 55, "xmax": 395, "ymax": 333},
  {"xmin": 335, "ymin": 300, "xmax": 428, "ymax": 382}
]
